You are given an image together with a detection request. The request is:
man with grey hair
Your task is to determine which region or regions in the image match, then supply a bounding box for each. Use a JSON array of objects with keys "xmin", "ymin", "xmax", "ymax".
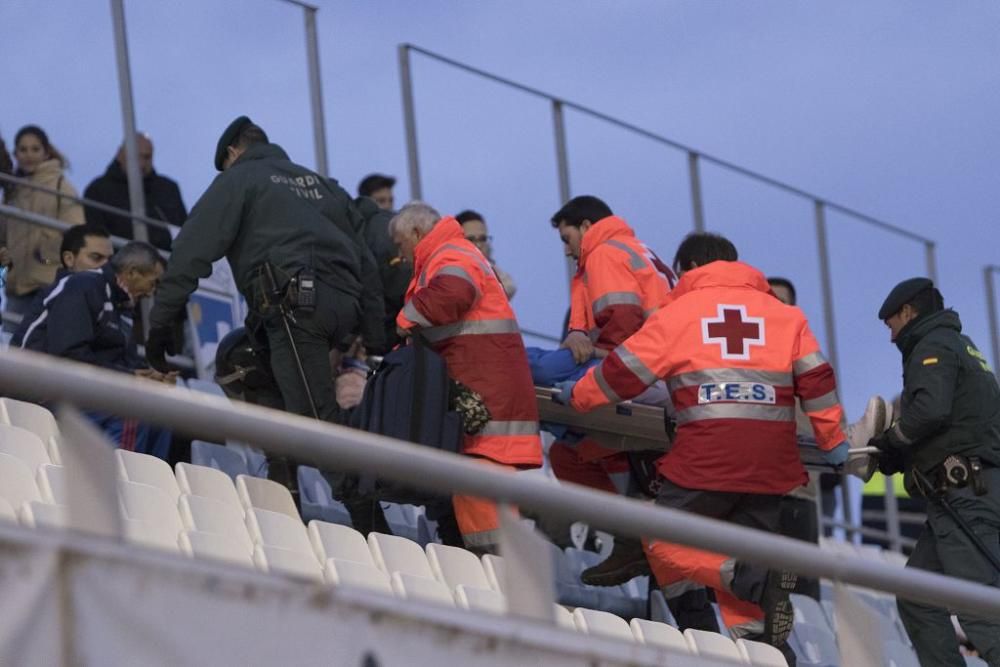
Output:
[{"xmin": 20, "ymin": 241, "xmax": 174, "ymax": 457}]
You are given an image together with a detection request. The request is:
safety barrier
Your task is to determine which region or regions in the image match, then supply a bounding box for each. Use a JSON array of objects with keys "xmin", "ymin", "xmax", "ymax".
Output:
[{"xmin": 0, "ymin": 347, "xmax": 997, "ymax": 620}]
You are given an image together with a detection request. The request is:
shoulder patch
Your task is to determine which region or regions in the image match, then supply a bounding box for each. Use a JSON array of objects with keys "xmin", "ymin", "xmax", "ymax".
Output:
[{"xmin": 922, "ymin": 357, "xmax": 938, "ymax": 366}]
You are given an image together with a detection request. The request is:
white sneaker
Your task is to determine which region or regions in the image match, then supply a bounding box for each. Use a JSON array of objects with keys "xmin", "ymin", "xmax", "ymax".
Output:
[{"xmin": 847, "ymin": 395, "xmax": 889, "ymax": 449}]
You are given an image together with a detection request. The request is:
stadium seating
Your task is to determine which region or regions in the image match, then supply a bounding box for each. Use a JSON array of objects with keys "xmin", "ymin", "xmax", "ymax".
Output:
[
  {"xmin": 572, "ymin": 608, "xmax": 634, "ymax": 641},
  {"xmin": 175, "ymin": 462, "xmax": 243, "ymax": 508},
  {"xmin": 178, "ymin": 494, "xmax": 254, "ymax": 554},
  {"xmin": 118, "ymin": 481, "xmax": 184, "ymax": 537},
  {"xmin": 630, "ymin": 618, "xmax": 690, "ymax": 653},
  {"xmin": 0, "ymin": 397, "xmax": 60, "ymax": 444},
  {"xmin": 180, "ymin": 530, "xmax": 253, "ymax": 566},
  {"xmin": 426, "ymin": 543, "xmax": 492, "ymax": 592},
  {"xmin": 116, "ymin": 450, "xmax": 181, "ymax": 504},
  {"xmin": 0, "ymin": 452, "xmax": 42, "ymax": 509},
  {"xmin": 297, "ymin": 466, "xmax": 351, "ymax": 525},
  {"xmin": 19, "ymin": 500, "xmax": 69, "ymax": 530},
  {"xmin": 481, "ymin": 553, "xmax": 507, "ymax": 594},
  {"xmin": 454, "ymin": 584, "xmax": 506, "ymax": 614},
  {"xmin": 324, "ymin": 557, "xmax": 393, "ymax": 593},
  {"xmin": 245, "ymin": 507, "xmax": 313, "ymax": 554},
  {"xmin": 369, "ymin": 532, "xmax": 435, "ymax": 580},
  {"xmin": 391, "ymin": 571, "xmax": 455, "ymax": 606},
  {"xmin": 253, "ymin": 544, "xmax": 324, "ymax": 581},
  {"xmin": 0, "ymin": 497, "xmax": 16, "ymax": 522},
  {"xmin": 684, "ymin": 628, "xmax": 744, "ymax": 662},
  {"xmin": 0, "ymin": 423, "xmax": 52, "ymax": 471},
  {"xmin": 237, "ymin": 474, "xmax": 300, "ymax": 519},
  {"xmin": 190, "ymin": 441, "xmax": 250, "ymax": 479},
  {"xmin": 124, "ymin": 517, "xmax": 181, "ymax": 552},
  {"xmin": 37, "ymin": 464, "xmax": 67, "ymax": 505},
  {"xmin": 309, "ymin": 520, "xmax": 376, "ymax": 565},
  {"xmin": 736, "ymin": 638, "xmax": 790, "ymax": 667}
]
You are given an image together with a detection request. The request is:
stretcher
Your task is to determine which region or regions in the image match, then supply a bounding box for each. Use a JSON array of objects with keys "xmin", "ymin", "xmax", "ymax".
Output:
[{"xmin": 535, "ymin": 386, "xmax": 852, "ymax": 472}]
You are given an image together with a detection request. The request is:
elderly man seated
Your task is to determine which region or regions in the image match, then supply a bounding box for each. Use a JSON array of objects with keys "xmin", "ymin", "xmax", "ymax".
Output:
[{"xmin": 19, "ymin": 241, "xmax": 174, "ymax": 458}]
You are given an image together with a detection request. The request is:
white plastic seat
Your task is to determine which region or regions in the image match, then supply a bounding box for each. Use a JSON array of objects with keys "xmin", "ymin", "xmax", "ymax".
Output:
[
  {"xmin": 630, "ymin": 618, "xmax": 689, "ymax": 653},
  {"xmin": 0, "ymin": 398, "xmax": 59, "ymax": 442},
  {"xmin": 179, "ymin": 494, "xmax": 253, "ymax": 554},
  {"xmin": 481, "ymin": 553, "xmax": 507, "ymax": 594},
  {"xmin": 245, "ymin": 507, "xmax": 312, "ymax": 554},
  {"xmin": 573, "ymin": 608, "xmax": 634, "ymax": 641},
  {"xmin": 454, "ymin": 584, "xmax": 506, "ymax": 615},
  {"xmin": 736, "ymin": 638, "xmax": 789, "ymax": 666},
  {"xmin": 324, "ymin": 558, "xmax": 393, "ymax": 594},
  {"xmin": 368, "ymin": 532, "xmax": 435, "ymax": 579},
  {"xmin": 390, "ymin": 571, "xmax": 455, "ymax": 606},
  {"xmin": 426, "ymin": 543, "xmax": 492, "ymax": 591},
  {"xmin": 554, "ymin": 604, "xmax": 576, "ymax": 630},
  {"xmin": 0, "ymin": 497, "xmax": 15, "ymax": 522},
  {"xmin": 117, "ymin": 481, "xmax": 183, "ymax": 537},
  {"xmin": 180, "ymin": 530, "xmax": 254, "ymax": 566},
  {"xmin": 46, "ymin": 437, "xmax": 62, "ymax": 466},
  {"xmin": 791, "ymin": 593, "xmax": 832, "ymax": 632},
  {"xmin": 116, "ymin": 450, "xmax": 181, "ymax": 504},
  {"xmin": 36, "ymin": 464, "xmax": 67, "ymax": 505},
  {"xmin": 124, "ymin": 518, "xmax": 182, "ymax": 553},
  {"xmin": 254, "ymin": 545, "xmax": 323, "ymax": 581},
  {"xmin": 684, "ymin": 628, "xmax": 742, "ymax": 662},
  {"xmin": 0, "ymin": 452, "xmax": 41, "ymax": 509},
  {"xmin": 308, "ymin": 521, "xmax": 375, "ymax": 566},
  {"xmin": 236, "ymin": 474, "xmax": 300, "ymax": 519},
  {"xmin": 0, "ymin": 423, "xmax": 51, "ymax": 472},
  {"xmin": 19, "ymin": 501, "xmax": 70, "ymax": 529},
  {"xmin": 175, "ymin": 463, "xmax": 242, "ymax": 508}
]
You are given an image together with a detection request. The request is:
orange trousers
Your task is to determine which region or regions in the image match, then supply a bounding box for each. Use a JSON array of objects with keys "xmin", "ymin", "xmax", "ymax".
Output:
[{"xmin": 452, "ymin": 461, "xmax": 517, "ymax": 552}]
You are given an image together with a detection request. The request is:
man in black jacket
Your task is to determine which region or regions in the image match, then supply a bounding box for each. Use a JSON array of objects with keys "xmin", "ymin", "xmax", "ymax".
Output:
[
  {"xmin": 146, "ymin": 116, "xmax": 385, "ymax": 423},
  {"xmin": 83, "ymin": 134, "xmax": 187, "ymax": 251},
  {"xmin": 870, "ymin": 278, "xmax": 1000, "ymax": 666}
]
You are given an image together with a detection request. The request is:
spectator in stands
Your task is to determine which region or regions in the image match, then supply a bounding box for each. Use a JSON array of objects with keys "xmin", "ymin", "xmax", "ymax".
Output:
[
  {"xmin": 0, "ymin": 132, "xmax": 12, "ymax": 201},
  {"xmin": 357, "ymin": 173, "xmax": 395, "ymax": 211},
  {"xmin": 456, "ymin": 209, "xmax": 517, "ymax": 299},
  {"xmin": 19, "ymin": 241, "xmax": 173, "ymax": 458},
  {"xmin": 83, "ymin": 134, "xmax": 186, "ymax": 251},
  {"xmin": 0, "ymin": 125, "xmax": 84, "ymax": 323},
  {"xmin": 537, "ymin": 195, "xmax": 676, "ymax": 586},
  {"xmin": 392, "ymin": 202, "xmax": 542, "ymax": 552},
  {"xmin": 11, "ymin": 224, "xmax": 113, "ymax": 347},
  {"xmin": 561, "ymin": 232, "xmax": 850, "ymax": 659},
  {"xmin": 355, "ymin": 195, "xmax": 410, "ymax": 349}
]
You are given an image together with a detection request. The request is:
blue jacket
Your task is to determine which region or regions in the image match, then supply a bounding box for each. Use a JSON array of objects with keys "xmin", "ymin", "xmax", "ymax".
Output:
[
  {"xmin": 19, "ymin": 264, "xmax": 142, "ymax": 372},
  {"xmin": 11, "ymin": 268, "xmax": 70, "ymax": 348}
]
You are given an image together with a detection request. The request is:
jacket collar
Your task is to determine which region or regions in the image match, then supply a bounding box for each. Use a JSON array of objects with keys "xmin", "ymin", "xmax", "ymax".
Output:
[
  {"xmin": 895, "ymin": 309, "xmax": 962, "ymax": 357},
  {"xmin": 231, "ymin": 143, "xmax": 289, "ymax": 168},
  {"xmin": 98, "ymin": 264, "xmax": 133, "ymax": 309},
  {"xmin": 668, "ymin": 261, "xmax": 773, "ymax": 301},
  {"xmin": 106, "ymin": 159, "xmax": 157, "ymax": 184},
  {"xmin": 412, "ymin": 217, "xmax": 467, "ymax": 276},
  {"xmin": 579, "ymin": 216, "xmax": 635, "ymax": 269}
]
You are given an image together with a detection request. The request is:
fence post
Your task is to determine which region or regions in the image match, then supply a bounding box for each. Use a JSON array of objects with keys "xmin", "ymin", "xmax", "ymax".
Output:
[
  {"xmin": 924, "ymin": 241, "xmax": 938, "ymax": 284},
  {"xmin": 398, "ymin": 44, "xmax": 422, "ymax": 200},
  {"xmin": 303, "ymin": 5, "xmax": 328, "ymax": 176},
  {"xmin": 813, "ymin": 201, "xmax": 840, "ymax": 376},
  {"xmin": 985, "ymin": 266, "xmax": 1000, "ymax": 372},
  {"xmin": 551, "ymin": 100, "xmax": 575, "ymax": 285},
  {"xmin": 109, "ymin": 0, "xmax": 148, "ymax": 243},
  {"xmin": 688, "ymin": 152, "xmax": 706, "ymax": 232}
]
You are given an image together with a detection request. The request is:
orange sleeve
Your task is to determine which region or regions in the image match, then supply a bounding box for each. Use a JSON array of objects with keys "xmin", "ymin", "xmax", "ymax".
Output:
[{"xmin": 792, "ymin": 318, "xmax": 847, "ymax": 450}]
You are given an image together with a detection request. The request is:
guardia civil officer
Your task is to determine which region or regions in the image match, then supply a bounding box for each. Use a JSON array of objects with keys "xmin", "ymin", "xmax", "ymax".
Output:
[
  {"xmin": 146, "ymin": 117, "xmax": 385, "ymax": 421},
  {"xmin": 870, "ymin": 278, "xmax": 1000, "ymax": 666}
]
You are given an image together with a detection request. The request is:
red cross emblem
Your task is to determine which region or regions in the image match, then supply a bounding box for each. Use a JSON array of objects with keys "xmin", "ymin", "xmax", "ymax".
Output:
[{"xmin": 701, "ymin": 304, "xmax": 765, "ymax": 360}]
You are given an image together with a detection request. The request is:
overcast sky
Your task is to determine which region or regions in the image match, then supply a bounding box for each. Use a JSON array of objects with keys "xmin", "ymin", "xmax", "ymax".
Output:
[{"xmin": 3, "ymin": 1, "xmax": 999, "ymax": 419}]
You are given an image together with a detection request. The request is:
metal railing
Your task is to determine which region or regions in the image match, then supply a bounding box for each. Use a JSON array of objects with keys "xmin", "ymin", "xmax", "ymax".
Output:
[
  {"xmin": 984, "ymin": 265, "xmax": 1000, "ymax": 371},
  {"xmin": 397, "ymin": 43, "xmax": 940, "ymax": 383},
  {"xmin": 0, "ymin": 346, "xmax": 997, "ymax": 618}
]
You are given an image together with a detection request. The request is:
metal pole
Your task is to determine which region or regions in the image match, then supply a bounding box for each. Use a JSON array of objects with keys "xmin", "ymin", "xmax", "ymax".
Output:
[
  {"xmin": 924, "ymin": 241, "xmax": 938, "ymax": 284},
  {"xmin": 109, "ymin": 0, "xmax": 148, "ymax": 243},
  {"xmin": 3, "ymin": 349, "xmax": 1000, "ymax": 617},
  {"xmin": 302, "ymin": 6, "xmax": 328, "ymax": 176},
  {"xmin": 398, "ymin": 44, "xmax": 422, "ymax": 200},
  {"xmin": 551, "ymin": 100, "xmax": 575, "ymax": 286},
  {"xmin": 688, "ymin": 151, "xmax": 706, "ymax": 232},
  {"xmin": 984, "ymin": 266, "xmax": 1000, "ymax": 372},
  {"xmin": 813, "ymin": 200, "xmax": 840, "ymax": 376},
  {"xmin": 883, "ymin": 481, "xmax": 903, "ymax": 553}
]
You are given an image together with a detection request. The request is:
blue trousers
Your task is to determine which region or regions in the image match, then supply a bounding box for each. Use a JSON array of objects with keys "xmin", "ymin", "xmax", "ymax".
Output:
[
  {"xmin": 525, "ymin": 347, "xmax": 599, "ymax": 386},
  {"xmin": 86, "ymin": 411, "xmax": 173, "ymax": 461}
]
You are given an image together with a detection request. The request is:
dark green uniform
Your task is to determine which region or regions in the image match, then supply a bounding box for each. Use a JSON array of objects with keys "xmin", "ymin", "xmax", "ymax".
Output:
[
  {"xmin": 880, "ymin": 309, "xmax": 1000, "ymax": 666},
  {"xmin": 150, "ymin": 142, "xmax": 385, "ymax": 420}
]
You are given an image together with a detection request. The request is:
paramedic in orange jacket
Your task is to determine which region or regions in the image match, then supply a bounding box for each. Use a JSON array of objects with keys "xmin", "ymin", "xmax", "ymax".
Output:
[
  {"xmin": 392, "ymin": 202, "xmax": 543, "ymax": 552},
  {"xmin": 561, "ymin": 232, "xmax": 849, "ymax": 653},
  {"xmin": 542, "ymin": 196, "xmax": 678, "ymax": 578}
]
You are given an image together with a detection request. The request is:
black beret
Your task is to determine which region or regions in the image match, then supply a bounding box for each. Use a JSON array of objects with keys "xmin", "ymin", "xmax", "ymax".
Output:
[
  {"xmin": 878, "ymin": 277, "xmax": 934, "ymax": 320},
  {"xmin": 214, "ymin": 115, "xmax": 253, "ymax": 171}
]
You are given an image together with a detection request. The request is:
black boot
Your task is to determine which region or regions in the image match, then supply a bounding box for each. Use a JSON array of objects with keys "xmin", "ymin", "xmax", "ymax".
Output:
[
  {"xmin": 580, "ymin": 537, "xmax": 650, "ymax": 586},
  {"xmin": 731, "ymin": 561, "xmax": 797, "ymax": 646}
]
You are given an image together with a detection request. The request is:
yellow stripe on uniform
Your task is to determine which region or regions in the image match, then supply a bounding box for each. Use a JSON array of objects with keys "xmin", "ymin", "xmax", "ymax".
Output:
[{"xmin": 922, "ymin": 357, "xmax": 939, "ymax": 366}]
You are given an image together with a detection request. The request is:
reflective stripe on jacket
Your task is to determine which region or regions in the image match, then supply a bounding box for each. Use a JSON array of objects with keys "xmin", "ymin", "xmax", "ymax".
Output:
[
  {"xmin": 567, "ymin": 216, "xmax": 675, "ymax": 350},
  {"xmin": 571, "ymin": 260, "xmax": 847, "ymax": 494},
  {"xmin": 397, "ymin": 217, "xmax": 542, "ymax": 468}
]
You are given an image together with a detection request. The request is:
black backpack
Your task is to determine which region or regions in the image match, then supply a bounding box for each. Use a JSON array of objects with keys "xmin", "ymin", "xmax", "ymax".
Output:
[{"xmin": 348, "ymin": 336, "xmax": 463, "ymax": 504}]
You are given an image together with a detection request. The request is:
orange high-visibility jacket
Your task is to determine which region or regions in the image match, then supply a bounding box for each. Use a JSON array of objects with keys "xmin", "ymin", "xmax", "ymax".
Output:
[
  {"xmin": 568, "ymin": 216, "xmax": 676, "ymax": 351},
  {"xmin": 571, "ymin": 261, "xmax": 847, "ymax": 494},
  {"xmin": 397, "ymin": 217, "xmax": 542, "ymax": 468}
]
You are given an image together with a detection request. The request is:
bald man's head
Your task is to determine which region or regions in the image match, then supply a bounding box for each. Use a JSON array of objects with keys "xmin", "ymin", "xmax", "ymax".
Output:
[{"xmin": 117, "ymin": 134, "xmax": 154, "ymax": 176}]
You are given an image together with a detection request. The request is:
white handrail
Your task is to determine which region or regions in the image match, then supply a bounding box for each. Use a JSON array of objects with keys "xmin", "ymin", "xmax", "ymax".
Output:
[{"xmin": 0, "ymin": 346, "xmax": 997, "ymax": 618}]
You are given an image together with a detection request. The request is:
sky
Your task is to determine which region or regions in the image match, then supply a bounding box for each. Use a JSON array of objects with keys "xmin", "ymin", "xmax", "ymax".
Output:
[{"xmin": 2, "ymin": 0, "xmax": 999, "ymax": 420}]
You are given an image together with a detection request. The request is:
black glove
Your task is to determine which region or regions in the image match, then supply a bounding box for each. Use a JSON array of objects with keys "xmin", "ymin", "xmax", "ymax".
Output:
[
  {"xmin": 868, "ymin": 431, "xmax": 906, "ymax": 475},
  {"xmin": 146, "ymin": 325, "xmax": 177, "ymax": 373}
]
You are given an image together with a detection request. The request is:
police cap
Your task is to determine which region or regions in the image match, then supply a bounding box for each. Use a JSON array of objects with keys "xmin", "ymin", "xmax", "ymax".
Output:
[
  {"xmin": 878, "ymin": 277, "xmax": 934, "ymax": 320},
  {"xmin": 214, "ymin": 115, "xmax": 253, "ymax": 171}
]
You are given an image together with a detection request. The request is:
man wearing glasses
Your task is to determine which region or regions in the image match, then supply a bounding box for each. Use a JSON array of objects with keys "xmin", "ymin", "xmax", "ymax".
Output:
[{"xmin": 456, "ymin": 209, "xmax": 516, "ymax": 299}]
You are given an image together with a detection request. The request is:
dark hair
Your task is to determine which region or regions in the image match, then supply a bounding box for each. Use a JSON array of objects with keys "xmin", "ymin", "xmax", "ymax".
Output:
[
  {"xmin": 0, "ymin": 134, "xmax": 12, "ymax": 201},
  {"xmin": 14, "ymin": 125, "xmax": 68, "ymax": 170},
  {"xmin": 110, "ymin": 241, "xmax": 162, "ymax": 274},
  {"xmin": 907, "ymin": 286, "xmax": 944, "ymax": 317},
  {"xmin": 673, "ymin": 232, "xmax": 738, "ymax": 273},
  {"xmin": 60, "ymin": 224, "xmax": 111, "ymax": 266},
  {"xmin": 550, "ymin": 195, "xmax": 613, "ymax": 229},
  {"xmin": 232, "ymin": 123, "xmax": 268, "ymax": 152},
  {"xmin": 767, "ymin": 277, "xmax": 797, "ymax": 305},
  {"xmin": 456, "ymin": 209, "xmax": 485, "ymax": 225},
  {"xmin": 358, "ymin": 173, "xmax": 396, "ymax": 197}
]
